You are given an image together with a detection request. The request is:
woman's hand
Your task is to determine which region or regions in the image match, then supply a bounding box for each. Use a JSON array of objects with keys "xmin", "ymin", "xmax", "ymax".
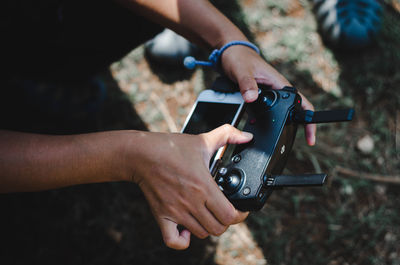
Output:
[
  {"xmin": 127, "ymin": 125, "xmax": 253, "ymax": 250},
  {"xmin": 221, "ymin": 45, "xmax": 316, "ymax": 146}
]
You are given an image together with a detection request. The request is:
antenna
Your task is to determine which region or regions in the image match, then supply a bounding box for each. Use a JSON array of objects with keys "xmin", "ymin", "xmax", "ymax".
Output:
[
  {"xmin": 293, "ymin": 109, "xmax": 354, "ymax": 124},
  {"xmin": 263, "ymin": 174, "xmax": 327, "ymax": 187}
]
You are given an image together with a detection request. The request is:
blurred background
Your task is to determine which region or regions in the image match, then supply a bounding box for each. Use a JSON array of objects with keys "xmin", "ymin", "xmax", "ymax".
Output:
[{"xmin": 0, "ymin": 0, "xmax": 399, "ymax": 264}]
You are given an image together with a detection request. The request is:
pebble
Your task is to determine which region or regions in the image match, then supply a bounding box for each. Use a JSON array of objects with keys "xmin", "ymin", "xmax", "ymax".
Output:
[{"xmin": 357, "ymin": 134, "xmax": 375, "ymax": 154}]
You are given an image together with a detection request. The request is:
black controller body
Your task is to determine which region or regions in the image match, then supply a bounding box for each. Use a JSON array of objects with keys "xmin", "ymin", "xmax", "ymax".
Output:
[
  {"xmin": 211, "ymin": 82, "xmax": 354, "ymax": 211},
  {"xmin": 212, "ymin": 86, "xmax": 301, "ymax": 211}
]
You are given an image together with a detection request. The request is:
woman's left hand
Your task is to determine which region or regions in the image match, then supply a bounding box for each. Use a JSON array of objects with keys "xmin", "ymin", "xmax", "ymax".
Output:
[{"xmin": 221, "ymin": 45, "xmax": 316, "ymax": 146}]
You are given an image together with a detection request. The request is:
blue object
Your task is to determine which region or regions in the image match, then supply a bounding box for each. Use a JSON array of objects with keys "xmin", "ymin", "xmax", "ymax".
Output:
[
  {"xmin": 313, "ymin": 0, "xmax": 383, "ymax": 49},
  {"xmin": 184, "ymin": 41, "xmax": 260, "ymax": 70}
]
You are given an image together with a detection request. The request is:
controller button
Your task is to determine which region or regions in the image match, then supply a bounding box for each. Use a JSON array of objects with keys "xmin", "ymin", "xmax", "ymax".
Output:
[
  {"xmin": 243, "ymin": 187, "xmax": 251, "ymax": 196},
  {"xmin": 250, "ymin": 118, "xmax": 257, "ymax": 125},
  {"xmin": 232, "ymin": 155, "xmax": 241, "ymax": 163},
  {"xmin": 263, "ymin": 175, "xmax": 268, "ymax": 184},
  {"xmin": 282, "ymin": 92, "xmax": 290, "ymax": 99},
  {"xmin": 217, "ymin": 176, "xmax": 224, "ymax": 185},
  {"xmin": 258, "ymin": 192, "xmax": 264, "ymax": 199},
  {"xmin": 218, "ymin": 167, "xmax": 228, "ymax": 176}
]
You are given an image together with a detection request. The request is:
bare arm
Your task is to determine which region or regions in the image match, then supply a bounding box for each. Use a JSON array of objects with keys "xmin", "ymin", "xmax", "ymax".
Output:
[
  {"xmin": 0, "ymin": 130, "xmax": 130, "ymax": 192},
  {"xmin": 0, "ymin": 126, "xmax": 252, "ymax": 249},
  {"xmin": 115, "ymin": 0, "xmax": 246, "ymax": 49}
]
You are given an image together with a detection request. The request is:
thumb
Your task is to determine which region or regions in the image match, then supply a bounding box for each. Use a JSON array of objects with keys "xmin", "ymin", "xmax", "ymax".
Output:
[
  {"xmin": 158, "ymin": 218, "xmax": 191, "ymax": 250},
  {"xmin": 237, "ymin": 76, "xmax": 259, "ymax": 103},
  {"xmin": 201, "ymin": 124, "xmax": 253, "ymax": 156}
]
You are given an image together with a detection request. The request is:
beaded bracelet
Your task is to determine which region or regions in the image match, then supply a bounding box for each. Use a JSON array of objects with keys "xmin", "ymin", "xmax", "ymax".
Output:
[{"xmin": 184, "ymin": 40, "xmax": 260, "ymax": 70}]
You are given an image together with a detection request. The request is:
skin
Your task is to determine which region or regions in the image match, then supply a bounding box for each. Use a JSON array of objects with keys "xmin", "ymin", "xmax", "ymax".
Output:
[
  {"xmin": 0, "ymin": 0, "xmax": 316, "ymax": 250},
  {"xmin": 0, "ymin": 126, "xmax": 252, "ymax": 250}
]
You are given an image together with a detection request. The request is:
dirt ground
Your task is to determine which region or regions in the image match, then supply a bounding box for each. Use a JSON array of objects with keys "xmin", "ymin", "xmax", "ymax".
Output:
[{"xmin": 1, "ymin": 0, "xmax": 399, "ymax": 265}]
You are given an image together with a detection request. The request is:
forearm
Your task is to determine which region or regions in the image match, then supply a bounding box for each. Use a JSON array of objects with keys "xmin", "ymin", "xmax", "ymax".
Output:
[
  {"xmin": 0, "ymin": 130, "xmax": 132, "ymax": 193},
  {"xmin": 115, "ymin": 0, "xmax": 247, "ymax": 49}
]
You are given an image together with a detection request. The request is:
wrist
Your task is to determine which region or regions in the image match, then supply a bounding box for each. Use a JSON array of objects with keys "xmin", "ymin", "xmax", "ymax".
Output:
[
  {"xmin": 184, "ymin": 40, "xmax": 259, "ymax": 70},
  {"xmin": 213, "ymin": 32, "xmax": 248, "ymax": 50},
  {"xmin": 116, "ymin": 130, "xmax": 140, "ymax": 183},
  {"xmin": 86, "ymin": 131, "xmax": 135, "ymax": 183},
  {"xmin": 118, "ymin": 130, "xmax": 155, "ymax": 184}
]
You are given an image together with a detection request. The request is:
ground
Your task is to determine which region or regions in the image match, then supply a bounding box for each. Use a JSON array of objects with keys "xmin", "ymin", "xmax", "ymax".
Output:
[{"xmin": 1, "ymin": 0, "xmax": 399, "ymax": 265}]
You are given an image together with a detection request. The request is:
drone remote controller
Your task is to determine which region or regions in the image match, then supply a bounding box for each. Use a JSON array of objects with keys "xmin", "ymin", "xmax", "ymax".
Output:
[{"xmin": 210, "ymin": 77, "xmax": 354, "ymax": 211}]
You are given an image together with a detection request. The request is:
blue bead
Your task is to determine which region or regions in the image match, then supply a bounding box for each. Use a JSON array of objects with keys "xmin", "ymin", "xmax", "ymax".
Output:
[{"xmin": 183, "ymin": 56, "xmax": 197, "ymax": 69}]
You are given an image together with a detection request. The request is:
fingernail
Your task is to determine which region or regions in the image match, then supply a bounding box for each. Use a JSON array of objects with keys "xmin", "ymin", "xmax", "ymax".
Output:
[
  {"xmin": 242, "ymin": 131, "xmax": 253, "ymax": 139},
  {"xmin": 308, "ymin": 135, "xmax": 316, "ymax": 146},
  {"xmin": 243, "ymin": 90, "xmax": 258, "ymax": 102}
]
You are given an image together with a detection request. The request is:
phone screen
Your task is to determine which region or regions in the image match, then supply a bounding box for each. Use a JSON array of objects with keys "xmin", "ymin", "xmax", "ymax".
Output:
[{"xmin": 182, "ymin": 102, "xmax": 241, "ymax": 134}]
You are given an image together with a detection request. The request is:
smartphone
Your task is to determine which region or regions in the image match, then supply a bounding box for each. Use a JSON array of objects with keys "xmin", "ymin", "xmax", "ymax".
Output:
[{"xmin": 181, "ymin": 89, "xmax": 245, "ymax": 171}]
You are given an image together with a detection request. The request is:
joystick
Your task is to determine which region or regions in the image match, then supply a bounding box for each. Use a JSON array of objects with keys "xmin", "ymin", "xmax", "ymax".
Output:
[
  {"xmin": 210, "ymin": 77, "xmax": 354, "ymax": 211},
  {"xmin": 260, "ymin": 90, "xmax": 277, "ymax": 109},
  {"xmin": 216, "ymin": 168, "xmax": 243, "ymax": 194}
]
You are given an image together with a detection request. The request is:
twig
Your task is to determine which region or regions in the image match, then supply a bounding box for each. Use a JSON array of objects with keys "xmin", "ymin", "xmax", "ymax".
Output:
[
  {"xmin": 150, "ymin": 92, "xmax": 179, "ymax": 133},
  {"xmin": 334, "ymin": 166, "xmax": 400, "ymax": 185}
]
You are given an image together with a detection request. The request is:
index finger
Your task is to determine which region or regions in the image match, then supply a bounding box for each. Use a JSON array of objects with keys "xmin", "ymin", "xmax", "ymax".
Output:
[
  {"xmin": 158, "ymin": 218, "xmax": 191, "ymax": 250},
  {"xmin": 204, "ymin": 182, "xmax": 249, "ymax": 225}
]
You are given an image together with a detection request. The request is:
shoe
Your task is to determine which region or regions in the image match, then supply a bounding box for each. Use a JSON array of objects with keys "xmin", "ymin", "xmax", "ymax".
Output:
[
  {"xmin": 313, "ymin": 0, "xmax": 383, "ymax": 49},
  {"xmin": 144, "ymin": 29, "xmax": 198, "ymax": 66}
]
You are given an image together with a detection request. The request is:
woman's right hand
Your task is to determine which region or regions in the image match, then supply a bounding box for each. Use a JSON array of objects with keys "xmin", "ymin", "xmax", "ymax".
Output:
[{"xmin": 124, "ymin": 125, "xmax": 253, "ymax": 250}]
